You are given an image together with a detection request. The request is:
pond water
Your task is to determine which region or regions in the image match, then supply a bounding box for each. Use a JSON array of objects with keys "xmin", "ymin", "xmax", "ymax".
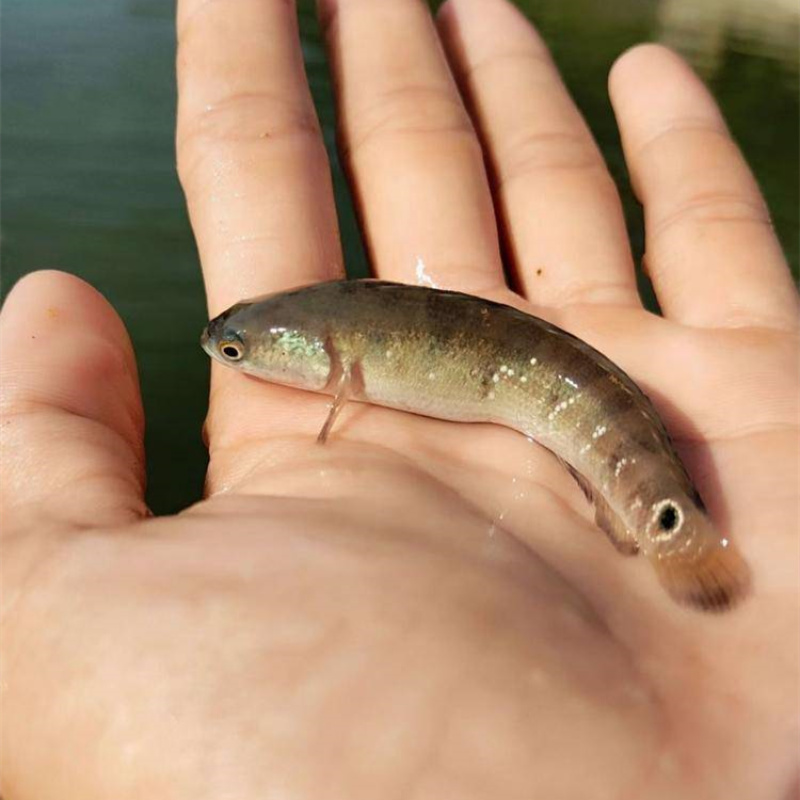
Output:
[{"xmin": 2, "ymin": 0, "xmax": 798, "ymax": 513}]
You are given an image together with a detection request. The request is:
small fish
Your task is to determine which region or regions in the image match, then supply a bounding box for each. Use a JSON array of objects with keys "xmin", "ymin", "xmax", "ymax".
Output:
[{"xmin": 202, "ymin": 280, "xmax": 751, "ymax": 612}]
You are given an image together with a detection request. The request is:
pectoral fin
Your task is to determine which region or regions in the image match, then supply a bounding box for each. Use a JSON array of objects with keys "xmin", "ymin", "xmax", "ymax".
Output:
[
  {"xmin": 593, "ymin": 495, "xmax": 639, "ymax": 555},
  {"xmin": 317, "ymin": 368, "xmax": 352, "ymax": 445},
  {"xmin": 560, "ymin": 459, "xmax": 639, "ymax": 556}
]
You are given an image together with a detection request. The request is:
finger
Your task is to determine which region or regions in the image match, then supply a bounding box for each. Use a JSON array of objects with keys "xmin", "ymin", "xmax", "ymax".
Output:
[
  {"xmin": 0, "ymin": 271, "xmax": 146, "ymax": 535},
  {"xmin": 176, "ymin": 0, "xmax": 343, "ymax": 316},
  {"xmin": 609, "ymin": 44, "xmax": 799, "ymax": 330},
  {"xmin": 177, "ymin": 0, "xmax": 345, "ymax": 472},
  {"xmin": 319, "ymin": 0, "xmax": 504, "ymax": 293},
  {"xmin": 437, "ymin": 0, "xmax": 639, "ymax": 308}
]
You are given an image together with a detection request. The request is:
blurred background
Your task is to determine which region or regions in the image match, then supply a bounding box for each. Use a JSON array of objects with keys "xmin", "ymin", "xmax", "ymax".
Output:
[{"xmin": 2, "ymin": 0, "xmax": 798, "ymax": 514}]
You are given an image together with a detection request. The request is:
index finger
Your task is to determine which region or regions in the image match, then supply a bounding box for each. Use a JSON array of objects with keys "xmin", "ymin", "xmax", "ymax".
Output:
[
  {"xmin": 177, "ymin": 0, "xmax": 344, "ymax": 484},
  {"xmin": 176, "ymin": 0, "xmax": 343, "ymax": 317}
]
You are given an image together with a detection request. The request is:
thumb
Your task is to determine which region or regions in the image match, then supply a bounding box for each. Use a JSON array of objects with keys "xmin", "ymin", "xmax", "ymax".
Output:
[{"xmin": 0, "ymin": 270, "xmax": 147, "ymax": 533}]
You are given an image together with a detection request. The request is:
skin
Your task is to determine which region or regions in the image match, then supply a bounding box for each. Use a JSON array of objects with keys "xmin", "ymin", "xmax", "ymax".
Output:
[{"xmin": 1, "ymin": 0, "xmax": 798, "ymax": 798}]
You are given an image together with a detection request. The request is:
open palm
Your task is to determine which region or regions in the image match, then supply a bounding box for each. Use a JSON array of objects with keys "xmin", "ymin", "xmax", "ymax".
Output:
[{"xmin": 2, "ymin": 0, "xmax": 798, "ymax": 798}]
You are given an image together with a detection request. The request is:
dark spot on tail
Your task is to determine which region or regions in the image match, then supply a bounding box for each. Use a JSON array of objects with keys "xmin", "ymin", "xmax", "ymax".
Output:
[
  {"xmin": 685, "ymin": 584, "xmax": 738, "ymax": 612},
  {"xmin": 658, "ymin": 542, "xmax": 752, "ymax": 613}
]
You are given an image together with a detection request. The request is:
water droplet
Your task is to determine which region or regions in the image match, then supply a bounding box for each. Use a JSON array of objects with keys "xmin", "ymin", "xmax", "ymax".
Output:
[{"xmin": 414, "ymin": 256, "xmax": 439, "ymax": 288}]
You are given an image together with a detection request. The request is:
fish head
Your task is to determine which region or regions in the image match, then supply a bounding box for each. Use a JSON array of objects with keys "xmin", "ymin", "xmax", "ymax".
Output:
[{"xmin": 201, "ymin": 296, "xmax": 332, "ymax": 391}]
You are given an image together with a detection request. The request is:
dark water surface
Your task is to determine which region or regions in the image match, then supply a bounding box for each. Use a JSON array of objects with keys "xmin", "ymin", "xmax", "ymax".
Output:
[{"xmin": 2, "ymin": 0, "xmax": 798, "ymax": 513}]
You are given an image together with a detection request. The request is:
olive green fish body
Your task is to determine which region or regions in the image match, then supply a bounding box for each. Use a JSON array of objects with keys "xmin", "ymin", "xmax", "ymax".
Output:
[{"xmin": 203, "ymin": 280, "xmax": 751, "ymax": 611}]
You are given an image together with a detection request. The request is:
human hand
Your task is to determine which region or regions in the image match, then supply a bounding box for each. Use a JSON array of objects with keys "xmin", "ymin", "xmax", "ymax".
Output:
[{"xmin": 2, "ymin": 0, "xmax": 797, "ymax": 798}]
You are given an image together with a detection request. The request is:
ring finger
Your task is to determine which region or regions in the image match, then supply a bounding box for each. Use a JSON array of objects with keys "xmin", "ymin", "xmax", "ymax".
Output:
[{"xmin": 437, "ymin": 0, "xmax": 640, "ymax": 309}]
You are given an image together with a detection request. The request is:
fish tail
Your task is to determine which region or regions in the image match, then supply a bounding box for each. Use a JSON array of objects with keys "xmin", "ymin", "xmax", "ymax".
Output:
[{"xmin": 651, "ymin": 541, "xmax": 752, "ymax": 612}]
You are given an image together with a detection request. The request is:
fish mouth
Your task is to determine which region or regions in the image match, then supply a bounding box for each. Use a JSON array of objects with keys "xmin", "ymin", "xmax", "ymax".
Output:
[
  {"xmin": 200, "ymin": 324, "xmax": 221, "ymax": 361},
  {"xmin": 200, "ymin": 312, "xmax": 227, "ymax": 358},
  {"xmin": 200, "ymin": 325, "xmax": 212, "ymax": 354}
]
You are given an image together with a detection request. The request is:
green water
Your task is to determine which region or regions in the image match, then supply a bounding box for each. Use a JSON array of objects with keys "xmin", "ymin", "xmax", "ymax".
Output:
[{"xmin": 2, "ymin": 0, "xmax": 798, "ymax": 513}]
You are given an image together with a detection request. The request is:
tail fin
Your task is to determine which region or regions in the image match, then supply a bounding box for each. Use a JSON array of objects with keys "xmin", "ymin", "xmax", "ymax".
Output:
[{"xmin": 651, "ymin": 541, "xmax": 752, "ymax": 612}]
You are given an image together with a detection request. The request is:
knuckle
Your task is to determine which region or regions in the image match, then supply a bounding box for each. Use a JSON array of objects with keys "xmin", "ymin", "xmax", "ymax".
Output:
[
  {"xmin": 176, "ymin": 92, "xmax": 322, "ymax": 188},
  {"xmin": 455, "ymin": 49, "xmax": 553, "ymax": 87},
  {"xmin": 649, "ymin": 190, "xmax": 771, "ymax": 243},
  {"xmin": 633, "ymin": 118, "xmax": 727, "ymax": 164},
  {"xmin": 496, "ymin": 128, "xmax": 603, "ymax": 189},
  {"xmin": 341, "ymin": 83, "xmax": 474, "ymax": 161},
  {"xmin": 547, "ymin": 278, "xmax": 637, "ymax": 309}
]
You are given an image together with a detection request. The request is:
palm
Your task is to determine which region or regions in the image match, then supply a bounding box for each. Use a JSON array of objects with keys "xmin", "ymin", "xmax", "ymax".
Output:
[{"xmin": 2, "ymin": 0, "xmax": 797, "ymax": 798}]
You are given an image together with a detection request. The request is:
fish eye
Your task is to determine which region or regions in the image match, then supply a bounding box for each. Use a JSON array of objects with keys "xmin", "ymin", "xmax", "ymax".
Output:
[
  {"xmin": 220, "ymin": 340, "xmax": 244, "ymax": 361},
  {"xmin": 650, "ymin": 499, "xmax": 685, "ymax": 542}
]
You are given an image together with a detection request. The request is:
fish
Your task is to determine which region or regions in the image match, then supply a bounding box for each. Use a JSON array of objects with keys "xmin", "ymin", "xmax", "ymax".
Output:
[{"xmin": 201, "ymin": 279, "xmax": 751, "ymax": 612}]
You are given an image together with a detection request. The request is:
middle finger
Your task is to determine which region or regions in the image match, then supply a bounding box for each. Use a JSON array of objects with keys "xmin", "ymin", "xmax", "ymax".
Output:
[{"xmin": 319, "ymin": 0, "xmax": 505, "ymax": 293}]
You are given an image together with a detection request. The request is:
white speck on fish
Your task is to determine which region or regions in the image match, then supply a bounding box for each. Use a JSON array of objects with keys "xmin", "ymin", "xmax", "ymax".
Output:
[{"xmin": 548, "ymin": 400, "xmax": 571, "ymax": 421}]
